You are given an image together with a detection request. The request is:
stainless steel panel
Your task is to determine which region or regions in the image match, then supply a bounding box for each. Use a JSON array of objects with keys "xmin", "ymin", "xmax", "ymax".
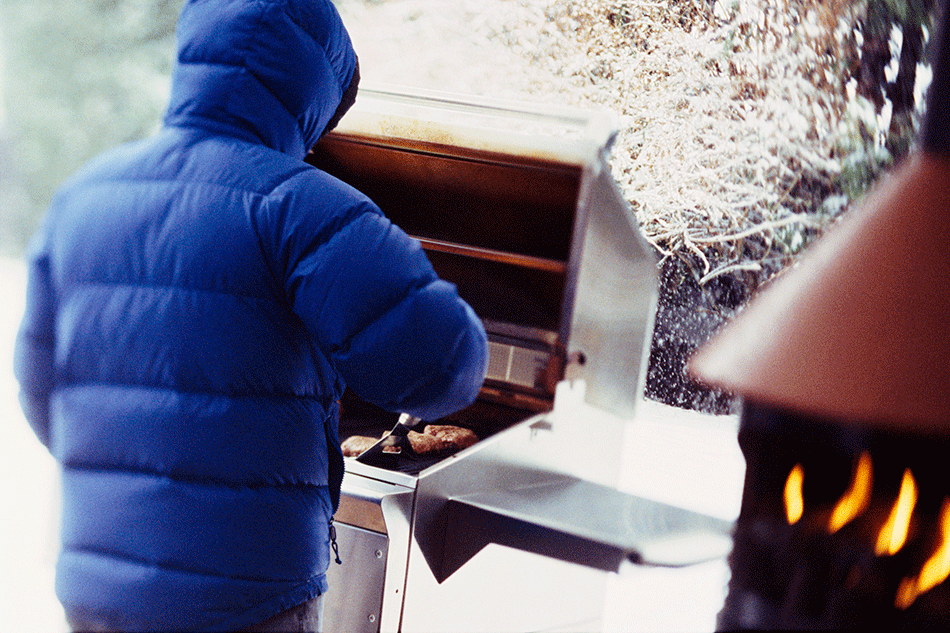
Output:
[
  {"xmin": 343, "ymin": 459, "xmax": 419, "ymax": 491},
  {"xmin": 399, "ymin": 540, "xmax": 608, "ymax": 633},
  {"xmin": 323, "ymin": 522, "xmax": 389, "ymax": 633},
  {"xmin": 565, "ymin": 156, "xmax": 658, "ymax": 418},
  {"xmin": 335, "ymin": 474, "xmax": 413, "ymax": 534},
  {"xmin": 442, "ymin": 475, "xmax": 733, "ymax": 577},
  {"xmin": 334, "ymin": 472, "xmax": 415, "ymax": 632},
  {"xmin": 410, "ymin": 411, "xmax": 731, "ymax": 583}
]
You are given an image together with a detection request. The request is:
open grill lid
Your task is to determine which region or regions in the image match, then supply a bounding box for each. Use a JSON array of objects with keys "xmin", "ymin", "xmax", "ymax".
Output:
[{"xmin": 311, "ymin": 86, "xmax": 658, "ymax": 419}]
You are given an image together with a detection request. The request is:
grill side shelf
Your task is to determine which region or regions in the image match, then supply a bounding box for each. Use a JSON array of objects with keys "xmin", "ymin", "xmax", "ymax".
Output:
[{"xmin": 435, "ymin": 476, "xmax": 733, "ymax": 582}]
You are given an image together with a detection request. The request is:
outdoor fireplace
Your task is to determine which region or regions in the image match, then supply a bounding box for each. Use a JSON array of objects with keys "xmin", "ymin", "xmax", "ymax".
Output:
[
  {"xmin": 717, "ymin": 404, "xmax": 950, "ymax": 629},
  {"xmin": 688, "ymin": 0, "xmax": 950, "ymax": 629}
]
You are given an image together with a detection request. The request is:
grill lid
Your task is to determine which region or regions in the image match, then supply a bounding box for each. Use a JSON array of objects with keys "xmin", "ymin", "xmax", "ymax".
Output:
[{"xmin": 314, "ymin": 86, "xmax": 658, "ymax": 419}]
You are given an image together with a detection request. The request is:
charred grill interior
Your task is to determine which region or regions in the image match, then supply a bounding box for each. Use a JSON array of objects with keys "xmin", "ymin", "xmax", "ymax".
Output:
[
  {"xmin": 308, "ymin": 129, "xmax": 581, "ymax": 464},
  {"xmin": 308, "ymin": 132, "xmax": 578, "ymax": 335}
]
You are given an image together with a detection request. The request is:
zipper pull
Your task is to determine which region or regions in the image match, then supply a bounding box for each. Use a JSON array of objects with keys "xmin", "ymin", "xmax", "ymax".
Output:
[{"xmin": 329, "ymin": 518, "xmax": 343, "ymax": 565}]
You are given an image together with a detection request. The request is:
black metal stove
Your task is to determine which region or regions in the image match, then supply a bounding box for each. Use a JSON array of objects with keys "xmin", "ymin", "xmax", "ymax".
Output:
[{"xmin": 720, "ymin": 403, "xmax": 950, "ymax": 629}]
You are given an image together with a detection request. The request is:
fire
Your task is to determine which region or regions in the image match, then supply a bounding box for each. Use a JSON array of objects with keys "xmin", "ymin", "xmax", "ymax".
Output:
[
  {"xmin": 828, "ymin": 452, "xmax": 873, "ymax": 533},
  {"xmin": 777, "ymin": 454, "xmax": 950, "ymax": 612},
  {"xmin": 916, "ymin": 499, "xmax": 950, "ymax": 594},
  {"xmin": 896, "ymin": 498, "xmax": 950, "ymax": 610},
  {"xmin": 784, "ymin": 463, "xmax": 805, "ymax": 525},
  {"xmin": 876, "ymin": 469, "xmax": 918, "ymax": 557}
]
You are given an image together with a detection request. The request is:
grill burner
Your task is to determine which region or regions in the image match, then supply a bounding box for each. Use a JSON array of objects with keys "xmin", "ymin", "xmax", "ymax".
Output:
[{"xmin": 720, "ymin": 403, "xmax": 950, "ymax": 630}]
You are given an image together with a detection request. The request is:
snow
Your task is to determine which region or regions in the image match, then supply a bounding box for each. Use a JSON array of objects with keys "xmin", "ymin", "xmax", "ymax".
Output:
[
  {"xmin": 0, "ymin": 256, "xmax": 66, "ymax": 632},
  {"xmin": 338, "ymin": 0, "xmax": 855, "ymax": 277}
]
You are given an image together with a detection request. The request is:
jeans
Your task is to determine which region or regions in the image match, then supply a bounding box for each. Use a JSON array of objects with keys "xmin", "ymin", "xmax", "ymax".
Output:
[
  {"xmin": 245, "ymin": 594, "xmax": 326, "ymax": 632},
  {"xmin": 67, "ymin": 593, "xmax": 326, "ymax": 633}
]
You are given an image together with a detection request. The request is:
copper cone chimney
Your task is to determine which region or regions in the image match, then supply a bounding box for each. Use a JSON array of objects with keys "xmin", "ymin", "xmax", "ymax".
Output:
[{"xmin": 690, "ymin": 150, "xmax": 950, "ymax": 431}]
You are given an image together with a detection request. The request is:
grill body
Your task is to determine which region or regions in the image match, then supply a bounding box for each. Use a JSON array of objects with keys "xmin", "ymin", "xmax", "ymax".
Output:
[{"xmin": 306, "ymin": 88, "xmax": 729, "ymax": 632}]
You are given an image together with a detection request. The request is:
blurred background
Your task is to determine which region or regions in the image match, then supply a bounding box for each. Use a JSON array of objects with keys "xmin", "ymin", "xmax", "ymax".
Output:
[{"xmin": 1, "ymin": 0, "xmax": 940, "ymax": 411}]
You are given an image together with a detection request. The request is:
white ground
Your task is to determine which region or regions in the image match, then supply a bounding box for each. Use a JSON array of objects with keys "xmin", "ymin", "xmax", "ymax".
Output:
[{"xmin": 0, "ymin": 257, "xmax": 66, "ymax": 632}]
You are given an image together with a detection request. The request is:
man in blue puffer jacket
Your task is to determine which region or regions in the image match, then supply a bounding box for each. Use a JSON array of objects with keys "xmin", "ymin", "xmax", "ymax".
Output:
[{"xmin": 13, "ymin": 0, "xmax": 488, "ymax": 630}]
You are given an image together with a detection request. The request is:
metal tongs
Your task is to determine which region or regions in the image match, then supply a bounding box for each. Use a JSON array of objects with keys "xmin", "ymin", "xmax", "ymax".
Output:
[{"xmin": 355, "ymin": 412, "xmax": 423, "ymax": 466}]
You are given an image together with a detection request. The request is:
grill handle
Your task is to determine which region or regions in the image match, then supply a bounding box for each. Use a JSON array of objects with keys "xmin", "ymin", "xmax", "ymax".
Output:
[{"xmin": 413, "ymin": 236, "xmax": 567, "ymax": 274}]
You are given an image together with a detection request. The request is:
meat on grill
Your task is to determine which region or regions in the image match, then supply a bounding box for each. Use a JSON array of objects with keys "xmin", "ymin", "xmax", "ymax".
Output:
[{"xmin": 341, "ymin": 424, "xmax": 479, "ymax": 457}]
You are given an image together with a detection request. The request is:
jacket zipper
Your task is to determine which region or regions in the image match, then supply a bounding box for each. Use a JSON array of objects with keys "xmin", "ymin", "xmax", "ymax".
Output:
[{"xmin": 328, "ymin": 518, "xmax": 343, "ymax": 564}]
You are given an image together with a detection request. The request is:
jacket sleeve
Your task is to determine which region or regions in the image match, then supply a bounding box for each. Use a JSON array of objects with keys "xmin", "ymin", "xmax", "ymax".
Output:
[
  {"xmin": 283, "ymin": 198, "xmax": 488, "ymax": 420},
  {"xmin": 14, "ymin": 229, "xmax": 56, "ymax": 449}
]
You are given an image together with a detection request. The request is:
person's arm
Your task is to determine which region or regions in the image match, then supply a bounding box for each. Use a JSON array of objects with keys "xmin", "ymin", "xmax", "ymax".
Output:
[
  {"xmin": 279, "ymin": 188, "xmax": 487, "ymax": 419},
  {"xmin": 14, "ymin": 229, "xmax": 56, "ymax": 448}
]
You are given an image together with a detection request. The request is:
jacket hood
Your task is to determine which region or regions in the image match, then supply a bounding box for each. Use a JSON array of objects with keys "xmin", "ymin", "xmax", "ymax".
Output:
[{"xmin": 164, "ymin": 0, "xmax": 358, "ymax": 157}]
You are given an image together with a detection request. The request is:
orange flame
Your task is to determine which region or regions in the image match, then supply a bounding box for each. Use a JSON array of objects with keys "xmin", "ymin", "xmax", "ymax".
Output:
[
  {"xmin": 896, "ymin": 576, "xmax": 918, "ymax": 610},
  {"xmin": 876, "ymin": 469, "xmax": 918, "ymax": 557},
  {"xmin": 785, "ymin": 463, "xmax": 805, "ymax": 525},
  {"xmin": 896, "ymin": 497, "xmax": 950, "ymax": 610},
  {"xmin": 828, "ymin": 452, "xmax": 873, "ymax": 534}
]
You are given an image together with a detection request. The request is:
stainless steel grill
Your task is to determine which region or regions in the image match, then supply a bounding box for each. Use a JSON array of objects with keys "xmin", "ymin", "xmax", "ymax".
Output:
[{"xmin": 306, "ymin": 87, "xmax": 732, "ymax": 633}]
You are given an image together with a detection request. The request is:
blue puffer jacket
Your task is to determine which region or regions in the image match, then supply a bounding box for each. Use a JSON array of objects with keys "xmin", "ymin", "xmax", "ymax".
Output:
[{"xmin": 13, "ymin": 0, "xmax": 487, "ymax": 630}]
